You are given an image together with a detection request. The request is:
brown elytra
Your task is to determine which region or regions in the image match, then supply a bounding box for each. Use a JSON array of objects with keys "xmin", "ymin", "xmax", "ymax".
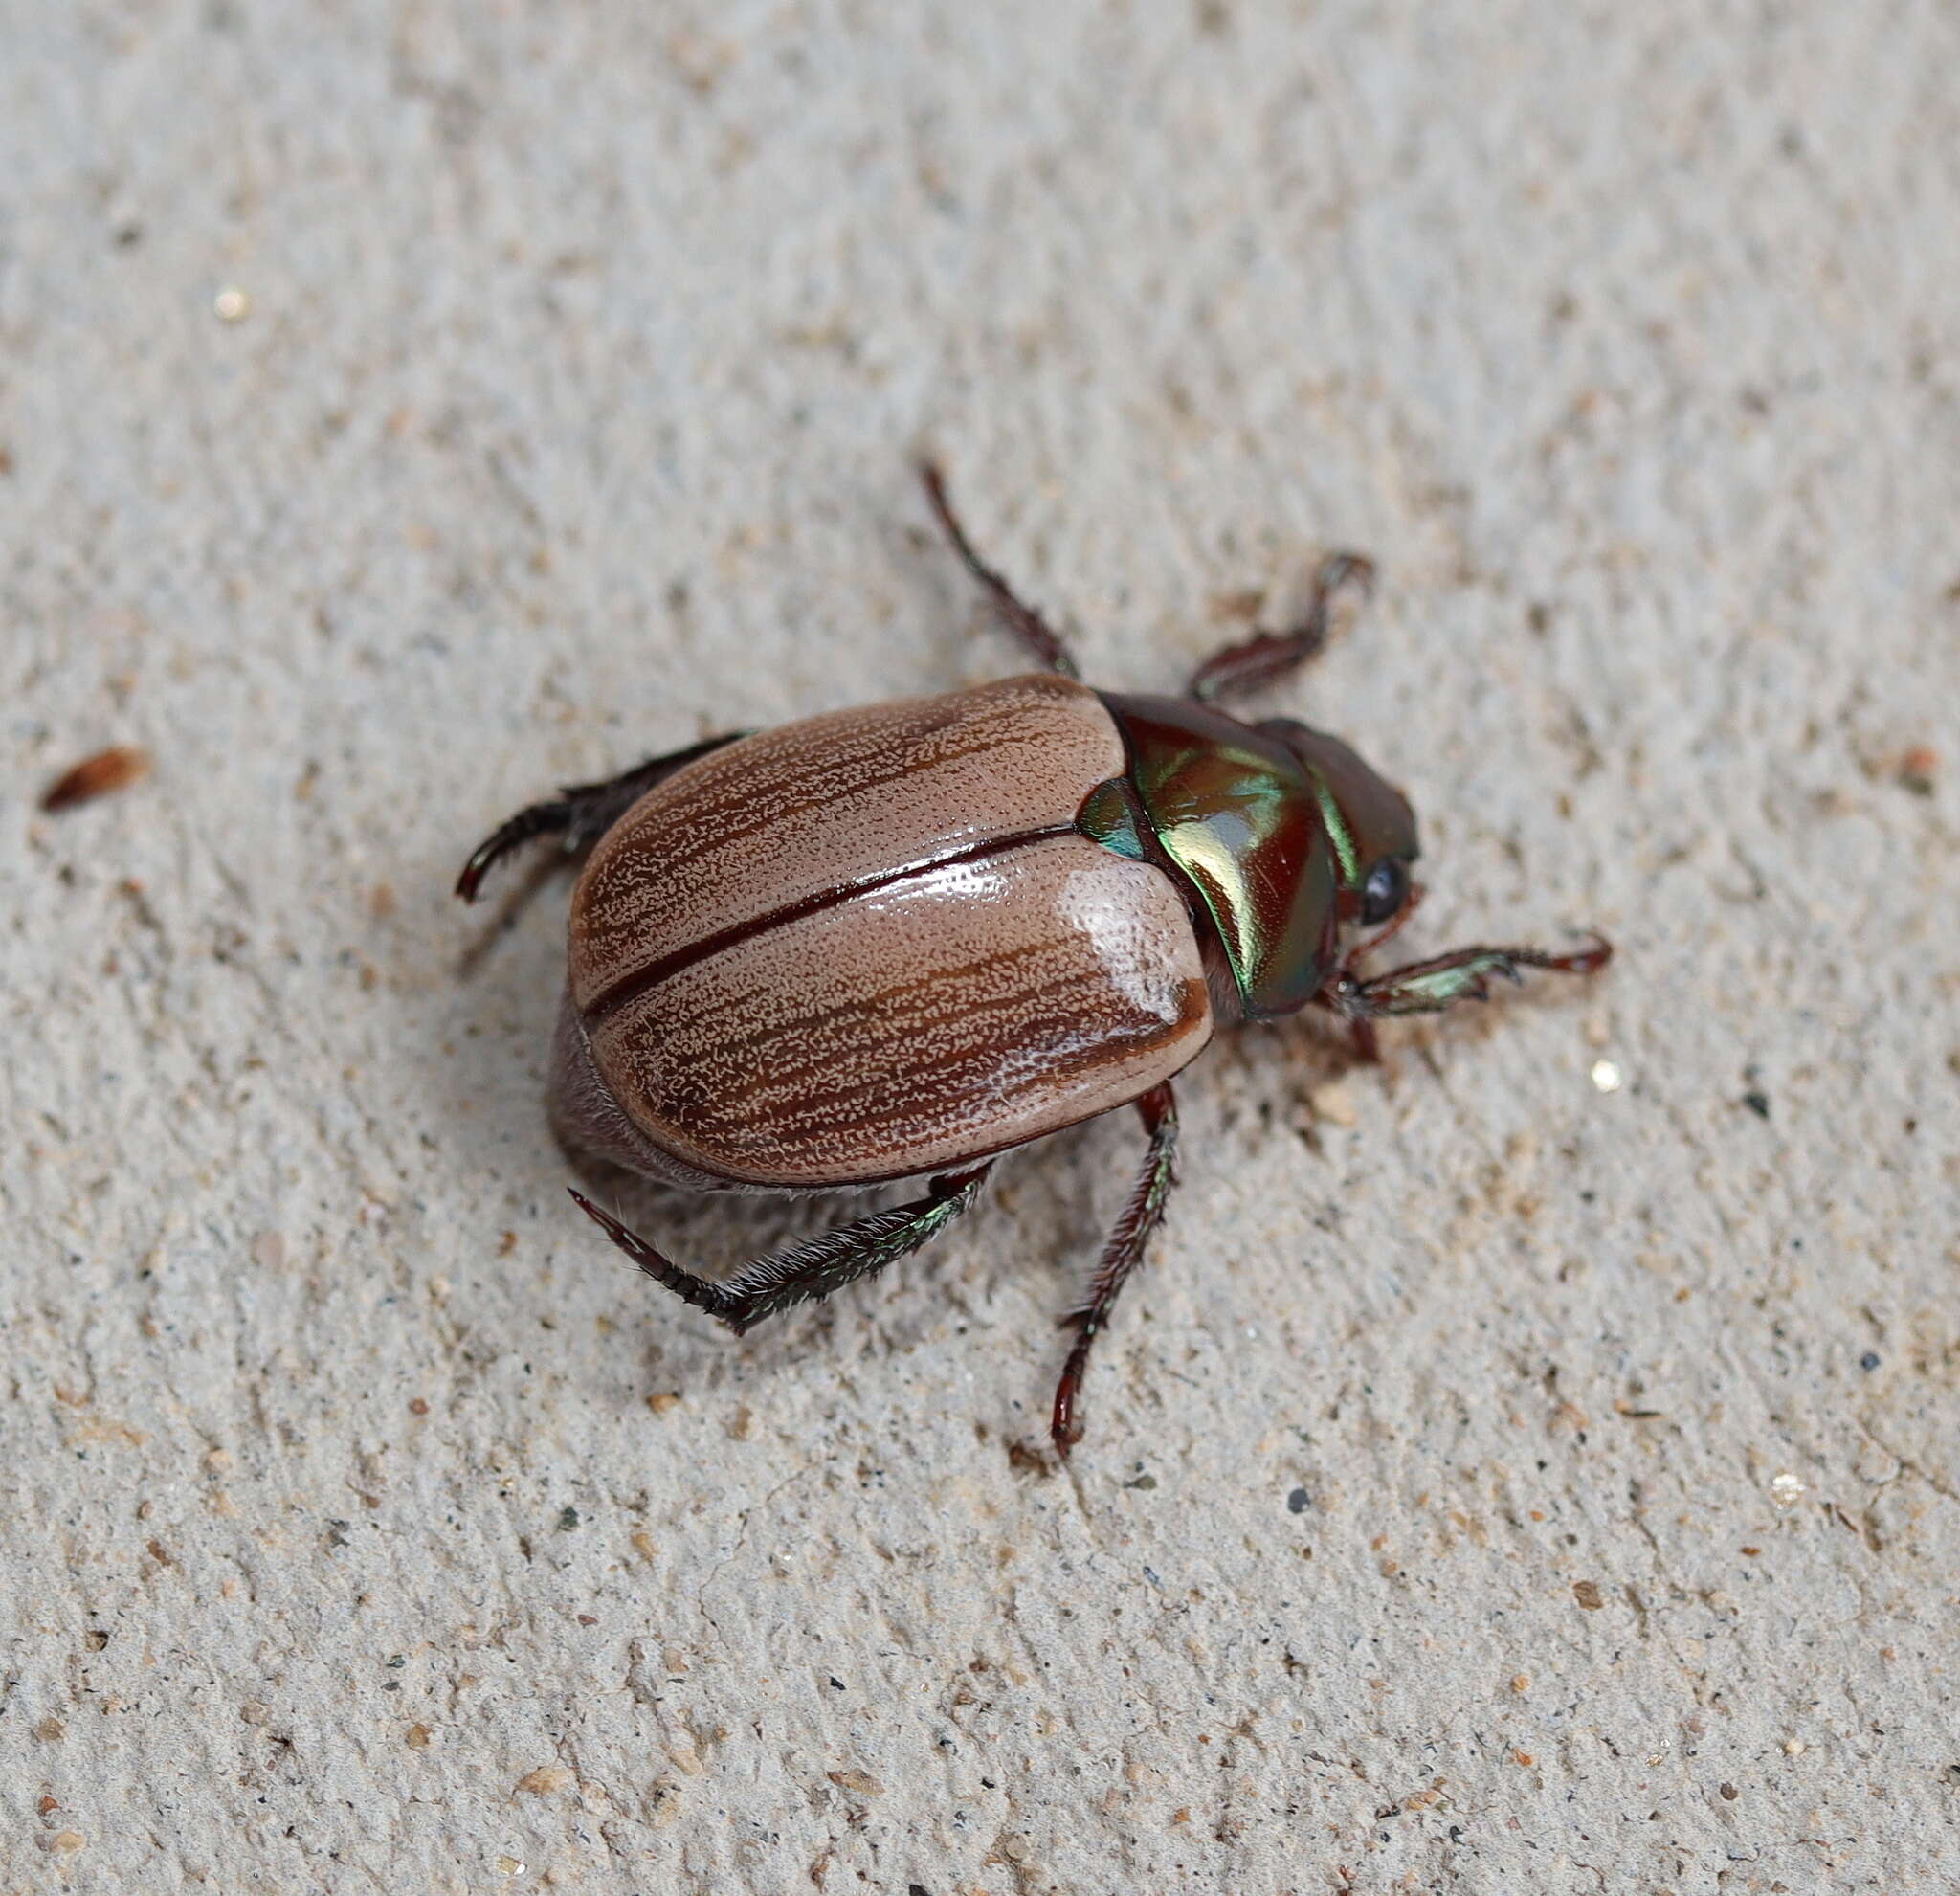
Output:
[{"xmin": 553, "ymin": 675, "xmax": 1213, "ymax": 1188}]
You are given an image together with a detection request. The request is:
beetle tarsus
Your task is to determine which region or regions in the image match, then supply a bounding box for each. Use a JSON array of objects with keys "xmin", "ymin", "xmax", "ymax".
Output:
[
  {"xmin": 568, "ymin": 1190, "xmax": 740, "ymax": 1322},
  {"xmin": 571, "ymin": 1167, "xmax": 994, "ymax": 1334},
  {"xmin": 457, "ymin": 732, "xmax": 750, "ymax": 902},
  {"xmin": 1188, "ymin": 550, "xmax": 1376, "ymax": 703},
  {"xmin": 920, "ymin": 462, "xmax": 1081, "ymax": 680},
  {"xmin": 1049, "ymin": 1082, "xmax": 1179, "ymax": 1456},
  {"xmin": 456, "ymin": 799, "xmax": 579, "ymax": 903}
]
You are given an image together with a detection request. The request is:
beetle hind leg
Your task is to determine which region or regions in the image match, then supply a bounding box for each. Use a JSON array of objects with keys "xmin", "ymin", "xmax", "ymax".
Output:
[
  {"xmin": 456, "ymin": 731, "xmax": 749, "ymax": 902},
  {"xmin": 570, "ymin": 1164, "xmax": 994, "ymax": 1333},
  {"xmin": 1188, "ymin": 551, "xmax": 1375, "ymax": 703},
  {"xmin": 920, "ymin": 462, "xmax": 1081, "ymax": 680},
  {"xmin": 1050, "ymin": 1082, "xmax": 1180, "ymax": 1457}
]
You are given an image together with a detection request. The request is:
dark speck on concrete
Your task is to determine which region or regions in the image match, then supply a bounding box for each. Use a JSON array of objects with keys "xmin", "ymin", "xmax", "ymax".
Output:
[
  {"xmin": 1287, "ymin": 1487, "xmax": 1311, "ymax": 1514},
  {"xmin": 1860, "ymin": 1351, "xmax": 1882, "ymax": 1372},
  {"xmin": 1741, "ymin": 1090, "xmax": 1771, "ymax": 1120},
  {"xmin": 557, "ymin": 1506, "xmax": 580, "ymax": 1530}
]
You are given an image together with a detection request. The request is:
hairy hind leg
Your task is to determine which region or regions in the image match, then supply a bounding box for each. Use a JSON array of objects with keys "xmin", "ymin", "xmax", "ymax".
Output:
[{"xmin": 570, "ymin": 1165, "xmax": 994, "ymax": 1334}]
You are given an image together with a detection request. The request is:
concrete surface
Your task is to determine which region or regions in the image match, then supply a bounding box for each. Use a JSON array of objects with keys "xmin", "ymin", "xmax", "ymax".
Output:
[{"xmin": 5, "ymin": 4, "xmax": 1958, "ymax": 1891}]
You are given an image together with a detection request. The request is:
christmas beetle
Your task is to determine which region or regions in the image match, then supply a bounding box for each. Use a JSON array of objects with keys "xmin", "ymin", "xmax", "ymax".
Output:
[{"xmin": 458, "ymin": 467, "xmax": 1610, "ymax": 1454}]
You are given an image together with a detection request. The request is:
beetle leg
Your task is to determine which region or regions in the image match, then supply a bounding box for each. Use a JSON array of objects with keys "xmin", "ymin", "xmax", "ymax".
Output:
[
  {"xmin": 569, "ymin": 1164, "xmax": 993, "ymax": 1335},
  {"xmin": 1326, "ymin": 934, "xmax": 1613, "ymax": 1021},
  {"xmin": 920, "ymin": 462, "xmax": 1081, "ymax": 680},
  {"xmin": 456, "ymin": 731, "xmax": 750, "ymax": 902},
  {"xmin": 1188, "ymin": 552, "xmax": 1375, "ymax": 703},
  {"xmin": 1337, "ymin": 885, "xmax": 1424, "ymax": 1061},
  {"xmin": 1051, "ymin": 1082, "xmax": 1179, "ymax": 1457}
]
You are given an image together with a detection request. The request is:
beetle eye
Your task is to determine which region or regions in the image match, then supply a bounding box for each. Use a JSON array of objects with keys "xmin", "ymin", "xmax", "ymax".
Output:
[{"xmin": 1360, "ymin": 858, "xmax": 1410, "ymax": 926}]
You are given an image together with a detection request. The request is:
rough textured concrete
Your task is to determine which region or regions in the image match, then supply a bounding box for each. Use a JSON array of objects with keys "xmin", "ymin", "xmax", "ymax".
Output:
[{"xmin": 5, "ymin": 4, "xmax": 1957, "ymax": 1891}]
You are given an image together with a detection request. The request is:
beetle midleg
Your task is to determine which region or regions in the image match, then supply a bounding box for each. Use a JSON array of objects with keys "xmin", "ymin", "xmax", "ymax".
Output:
[
  {"xmin": 1187, "ymin": 551, "xmax": 1375, "ymax": 703},
  {"xmin": 920, "ymin": 462, "xmax": 1081, "ymax": 680},
  {"xmin": 568, "ymin": 1164, "xmax": 993, "ymax": 1334},
  {"xmin": 456, "ymin": 731, "xmax": 750, "ymax": 902},
  {"xmin": 1325, "ymin": 935, "xmax": 1613, "ymax": 1021},
  {"xmin": 1050, "ymin": 1082, "xmax": 1179, "ymax": 1457}
]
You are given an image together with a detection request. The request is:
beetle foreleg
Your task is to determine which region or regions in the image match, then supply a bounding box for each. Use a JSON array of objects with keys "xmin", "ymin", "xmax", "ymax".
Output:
[
  {"xmin": 1050, "ymin": 1082, "xmax": 1180, "ymax": 1457},
  {"xmin": 569, "ymin": 1165, "xmax": 994, "ymax": 1335},
  {"xmin": 456, "ymin": 731, "xmax": 750, "ymax": 902},
  {"xmin": 1187, "ymin": 551, "xmax": 1375, "ymax": 703},
  {"xmin": 1327, "ymin": 934, "xmax": 1613, "ymax": 1021},
  {"xmin": 920, "ymin": 462, "xmax": 1081, "ymax": 680}
]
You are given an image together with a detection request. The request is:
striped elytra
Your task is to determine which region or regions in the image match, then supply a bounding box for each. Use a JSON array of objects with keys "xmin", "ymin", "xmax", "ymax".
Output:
[{"xmin": 553, "ymin": 675, "xmax": 1214, "ymax": 1188}]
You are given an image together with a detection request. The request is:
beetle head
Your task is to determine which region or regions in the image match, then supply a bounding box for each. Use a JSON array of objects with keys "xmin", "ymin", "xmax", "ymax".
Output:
[{"xmin": 1258, "ymin": 719, "xmax": 1419, "ymax": 931}]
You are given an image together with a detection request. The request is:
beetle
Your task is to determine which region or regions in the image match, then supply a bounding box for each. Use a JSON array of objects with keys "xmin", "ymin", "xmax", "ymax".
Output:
[{"xmin": 457, "ymin": 466, "xmax": 1610, "ymax": 1454}]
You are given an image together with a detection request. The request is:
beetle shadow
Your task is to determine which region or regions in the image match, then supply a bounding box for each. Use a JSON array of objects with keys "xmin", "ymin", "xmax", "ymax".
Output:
[{"xmin": 452, "ymin": 855, "xmax": 564, "ymax": 981}]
